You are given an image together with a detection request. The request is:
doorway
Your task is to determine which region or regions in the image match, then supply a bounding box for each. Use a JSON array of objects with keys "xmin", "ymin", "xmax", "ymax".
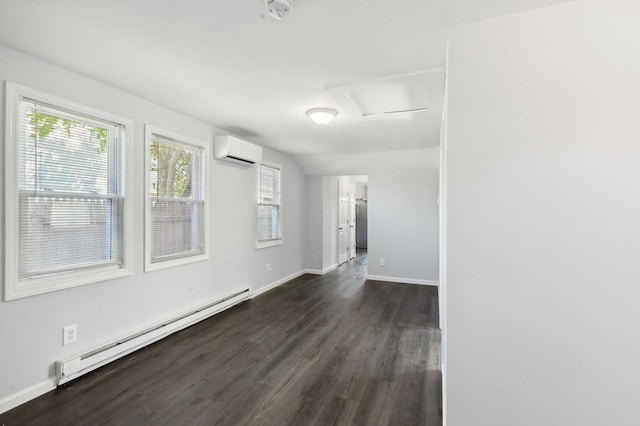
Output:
[
  {"xmin": 337, "ymin": 175, "xmax": 367, "ymax": 267},
  {"xmin": 338, "ymin": 180, "xmax": 350, "ymax": 265}
]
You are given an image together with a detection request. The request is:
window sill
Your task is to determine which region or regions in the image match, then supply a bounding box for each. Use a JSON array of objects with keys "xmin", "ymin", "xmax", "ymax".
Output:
[
  {"xmin": 145, "ymin": 253, "xmax": 209, "ymax": 272},
  {"xmin": 256, "ymin": 239, "xmax": 283, "ymax": 250},
  {"xmin": 5, "ymin": 266, "xmax": 133, "ymax": 301}
]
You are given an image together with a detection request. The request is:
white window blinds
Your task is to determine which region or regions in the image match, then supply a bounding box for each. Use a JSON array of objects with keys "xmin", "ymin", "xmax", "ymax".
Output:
[
  {"xmin": 17, "ymin": 98, "xmax": 125, "ymax": 279},
  {"xmin": 148, "ymin": 133, "xmax": 205, "ymax": 264},
  {"xmin": 257, "ymin": 164, "xmax": 282, "ymax": 242}
]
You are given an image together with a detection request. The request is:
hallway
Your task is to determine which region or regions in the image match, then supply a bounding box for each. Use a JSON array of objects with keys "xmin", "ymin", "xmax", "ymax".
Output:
[{"xmin": 1, "ymin": 252, "xmax": 442, "ymax": 425}]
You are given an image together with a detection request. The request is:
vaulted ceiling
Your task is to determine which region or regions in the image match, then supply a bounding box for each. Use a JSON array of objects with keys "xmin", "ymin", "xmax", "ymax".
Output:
[{"xmin": 0, "ymin": 0, "xmax": 572, "ymax": 157}]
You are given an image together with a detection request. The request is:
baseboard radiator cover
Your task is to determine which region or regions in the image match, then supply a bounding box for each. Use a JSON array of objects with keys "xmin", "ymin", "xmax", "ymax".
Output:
[{"xmin": 55, "ymin": 288, "xmax": 250, "ymax": 385}]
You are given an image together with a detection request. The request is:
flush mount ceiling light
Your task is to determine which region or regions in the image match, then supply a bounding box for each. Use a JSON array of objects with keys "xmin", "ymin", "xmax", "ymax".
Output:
[
  {"xmin": 264, "ymin": 0, "xmax": 291, "ymax": 20},
  {"xmin": 306, "ymin": 108, "xmax": 337, "ymax": 125}
]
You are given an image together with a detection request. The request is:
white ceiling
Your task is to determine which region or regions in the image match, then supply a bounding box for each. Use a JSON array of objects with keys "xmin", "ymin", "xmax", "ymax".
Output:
[{"xmin": 0, "ymin": 0, "xmax": 572, "ymax": 157}]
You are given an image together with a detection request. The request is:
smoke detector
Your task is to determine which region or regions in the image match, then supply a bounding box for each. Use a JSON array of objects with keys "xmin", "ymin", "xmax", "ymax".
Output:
[{"xmin": 265, "ymin": 0, "xmax": 291, "ymax": 20}]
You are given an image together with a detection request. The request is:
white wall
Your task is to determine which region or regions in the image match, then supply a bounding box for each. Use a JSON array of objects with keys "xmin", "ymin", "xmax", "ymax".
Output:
[
  {"xmin": 302, "ymin": 149, "xmax": 440, "ymax": 284},
  {"xmin": 305, "ymin": 176, "xmax": 324, "ymax": 271},
  {"xmin": 446, "ymin": 1, "xmax": 640, "ymax": 425},
  {"xmin": 0, "ymin": 44, "xmax": 306, "ymax": 408},
  {"xmin": 253, "ymin": 147, "xmax": 306, "ymax": 286},
  {"xmin": 297, "ymin": 149, "xmax": 440, "ymax": 284},
  {"xmin": 439, "ymin": 38, "xmax": 449, "ymax": 425},
  {"xmin": 322, "ymin": 176, "xmax": 339, "ymax": 271},
  {"xmin": 304, "ymin": 175, "xmax": 343, "ymax": 273},
  {"xmin": 295, "ymin": 148, "xmax": 439, "ymax": 176},
  {"xmin": 367, "ymin": 170, "xmax": 439, "ymax": 283},
  {"xmin": 355, "ymin": 181, "xmax": 368, "ymax": 199}
]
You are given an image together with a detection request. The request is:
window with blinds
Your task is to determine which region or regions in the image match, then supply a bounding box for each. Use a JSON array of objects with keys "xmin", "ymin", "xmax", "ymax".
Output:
[
  {"xmin": 145, "ymin": 127, "xmax": 208, "ymax": 271},
  {"xmin": 5, "ymin": 82, "xmax": 133, "ymax": 300},
  {"xmin": 257, "ymin": 163, "xmax": 282, "ymax": 248}
]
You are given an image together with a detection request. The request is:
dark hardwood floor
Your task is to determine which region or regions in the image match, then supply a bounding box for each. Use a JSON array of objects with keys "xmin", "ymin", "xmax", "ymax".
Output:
[{"xmin": 0, "ymin": 251, "xmax": 442, "ymax": 425}]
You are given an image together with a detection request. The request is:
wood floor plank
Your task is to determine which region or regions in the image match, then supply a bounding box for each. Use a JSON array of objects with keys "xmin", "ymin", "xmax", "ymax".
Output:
[{"xmin": 0, "ymin": 251, "xmax": 442, "ymax": 425}]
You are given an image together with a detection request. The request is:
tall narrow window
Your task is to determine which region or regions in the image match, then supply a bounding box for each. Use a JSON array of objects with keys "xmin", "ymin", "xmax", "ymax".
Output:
[
  {"xmin": 145, "ymin": 126, "xmax": 209, "ymax": 271},
  {"xmin": 4, "ymin": 82, "xmax": 133, "ymax": 300},
  {"xmin": 257, "ymin": 163, "xmax": 282, "ymax": 248}
]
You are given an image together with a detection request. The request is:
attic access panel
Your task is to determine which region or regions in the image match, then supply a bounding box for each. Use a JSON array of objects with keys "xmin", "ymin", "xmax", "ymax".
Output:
[{"xmin": 342, "ymin": 71, "xmax": 433, "ymax": 119}]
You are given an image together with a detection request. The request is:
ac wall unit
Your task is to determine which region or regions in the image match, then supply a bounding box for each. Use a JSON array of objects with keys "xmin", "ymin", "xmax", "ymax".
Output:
[{"xmin": 214, "ymin": 135, "xmax": 262, "ymax": 165}]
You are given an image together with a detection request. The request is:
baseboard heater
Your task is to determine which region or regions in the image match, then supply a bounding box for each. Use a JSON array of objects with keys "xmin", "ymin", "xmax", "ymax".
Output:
[{"xmin": 55, "ymin": 288, "xmax": 250, "ymax": 385}]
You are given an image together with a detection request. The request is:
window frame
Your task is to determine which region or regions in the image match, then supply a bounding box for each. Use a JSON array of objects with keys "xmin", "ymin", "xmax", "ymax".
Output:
[
  {"xmin": 4, "ymin": 82, "xmax": 134, "ymax": 301},
  {"xmin": 144, "ymin": 125, "xmax": 210, "ymax": 272},
  {"xmin": 256, "ymin": 161, "xmax": 283, "ymax": 249}
]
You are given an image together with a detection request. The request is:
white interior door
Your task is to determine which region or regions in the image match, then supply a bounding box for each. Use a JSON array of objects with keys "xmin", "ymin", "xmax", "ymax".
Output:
[
  {"xmin": 338, "ymin": 181, "xmax": 349, "ymax": 265},
  {"xmin": 349, "ymin": 184, "xmax": 356, "ymax": 259}
]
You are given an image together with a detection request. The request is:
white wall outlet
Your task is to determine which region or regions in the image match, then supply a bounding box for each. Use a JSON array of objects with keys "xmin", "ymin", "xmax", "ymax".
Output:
[
  {"xmin": 266, "ymin": 263, "xmax": 271, "ymax": 272},
  {"xmin": 63, "ymin": 324, "xmax": 78, "ymax": 346},
  {"xmin": 379, "ymin": 258, "xmax": 385, "ymax": 266}
]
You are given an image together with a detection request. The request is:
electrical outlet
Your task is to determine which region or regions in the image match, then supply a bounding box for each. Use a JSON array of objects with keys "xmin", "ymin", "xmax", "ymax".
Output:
[
  {"xmin": 266, "ymin": 263, "xmax": 271, "ymax": 272},
  {"xmin": 63, "ymin": 324, "xmax": 78, "ymax": 346},
  {"xmin": 379, "ymin": 258, "xmax": 385, "ymax": 266}
]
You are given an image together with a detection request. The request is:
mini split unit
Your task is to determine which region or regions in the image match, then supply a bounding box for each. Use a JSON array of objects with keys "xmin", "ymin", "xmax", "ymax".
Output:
[{"xmin": 214, "ymin": 135, "xmax": 263, "ymax": 165}]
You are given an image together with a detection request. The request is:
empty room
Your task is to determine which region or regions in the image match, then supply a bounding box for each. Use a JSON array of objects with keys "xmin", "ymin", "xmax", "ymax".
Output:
[{"xmin": 1, "ymin": 0, "xmax": 640, "ymax": 425}]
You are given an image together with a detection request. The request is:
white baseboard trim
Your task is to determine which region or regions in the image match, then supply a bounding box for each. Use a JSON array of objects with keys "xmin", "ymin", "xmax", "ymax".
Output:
[
  {"xmin": 324, "ymin": 263, "xmax": 339, "ymax": 274},
  {"xmin": 305, "ymin": 263, "xmax": 338, "ymax": 275},
  {"xmin": 366, "ymin": 275, "xmax": 439, "ymax": 286},
  {"xmin": 0, "ymin": 379, "xmax": 56, "ymax": 415},
  {"xmin": 56, "ymin": 289, "xmax": 250, "ymax": 386},
  {"xmin": 251, "ymin": 270, "xmax": 306, "ymax": 298}
]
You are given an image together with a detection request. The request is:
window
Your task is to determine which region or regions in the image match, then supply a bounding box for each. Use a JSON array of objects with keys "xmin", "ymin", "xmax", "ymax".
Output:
[
  {"xmin": 256, "ymin": 162, "xmax": 282, "ymax": 248},
  {"xmin": 4, "ymin": 82, "xmax": 133, "ymax": 300},
  {"xmin": 145, "ymin": 126, "xmax": 209, "ymax": 271}
]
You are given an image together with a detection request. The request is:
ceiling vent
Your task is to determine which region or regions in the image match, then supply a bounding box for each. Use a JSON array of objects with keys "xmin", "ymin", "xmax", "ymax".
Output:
[{"xmin": 265, "ymin": 0, "xmax": 291, "ymax": 20}]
